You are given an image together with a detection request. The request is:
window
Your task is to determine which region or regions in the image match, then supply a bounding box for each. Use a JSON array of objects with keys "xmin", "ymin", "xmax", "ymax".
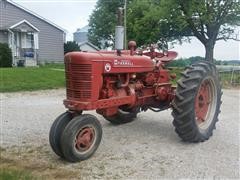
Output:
[{"xmin": 26, "ymin": 32, "xmax": 34, "ymax": 48}]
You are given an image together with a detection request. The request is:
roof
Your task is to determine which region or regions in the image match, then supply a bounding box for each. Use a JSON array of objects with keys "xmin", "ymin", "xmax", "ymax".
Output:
[
  {"xmin": 78, "ymin": 41, "xmax": 100, "ymax": 51},
  {"xmin": 6, "ymin": 0, "xmax": 66, "ymax": 32},
  {"xmin": 10, "ymin": 19, "xmax": 40, "ymax": 32},
  {"xmin": 75, "ymin": 25, "xmax": 89, "ymax": 33}
]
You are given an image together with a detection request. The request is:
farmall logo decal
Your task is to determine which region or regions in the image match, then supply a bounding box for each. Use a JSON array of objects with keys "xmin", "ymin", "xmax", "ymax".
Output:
[
  {"xmin": 105, "ymin": 63, "xmax": 111, "ymax": 72},
  {"xmin": 114, "ymin": 59, "xmax": 133, "ymax": 66}
]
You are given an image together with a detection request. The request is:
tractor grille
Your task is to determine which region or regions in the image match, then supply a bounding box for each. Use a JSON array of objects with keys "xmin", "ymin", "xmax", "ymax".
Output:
[{"xmin": 65, "ymin": 63, "xmax": 92, "ymax": 100}]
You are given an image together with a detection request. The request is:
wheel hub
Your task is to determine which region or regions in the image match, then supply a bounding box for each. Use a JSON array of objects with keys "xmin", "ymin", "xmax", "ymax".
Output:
[
  {"xmin": 75, "ymin": 127, "xmax": 95, "ymax": 152},
  {"xmin": 195, "ymin": 80, "xmax": 211, "ymax": 124}
]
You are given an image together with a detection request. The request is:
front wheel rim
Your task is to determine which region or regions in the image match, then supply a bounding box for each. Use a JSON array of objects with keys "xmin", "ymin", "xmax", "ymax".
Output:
[
  {"xmin": 195, "ymin": 77, "xmax": 217, "ymax": 130},
  {"xmin": 74, "ymin": 126, "xmax": 96, "ymax": 153}
]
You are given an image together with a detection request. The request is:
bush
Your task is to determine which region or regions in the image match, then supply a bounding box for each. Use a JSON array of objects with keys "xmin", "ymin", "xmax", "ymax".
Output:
[
  {"xmin": 64, "ymin": 41, "xmax": 80, "ymax": 54},
  {"xmin": 0, "ymin": 43, "xmax": 12, "ymax": 67}
]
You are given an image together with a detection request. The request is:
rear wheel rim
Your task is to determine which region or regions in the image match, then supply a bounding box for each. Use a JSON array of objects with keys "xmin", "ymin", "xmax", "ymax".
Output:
[
  {"xmin": 75, "ymin": 126, "xmax": 95, "ymax": 153},
  {"xmin": 195, "ymin": 77, "xmax": 217, "ymax": 130}
]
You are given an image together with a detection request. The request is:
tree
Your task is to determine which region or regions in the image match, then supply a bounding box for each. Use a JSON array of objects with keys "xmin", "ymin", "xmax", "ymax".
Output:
[
  {"xmin": 171, "ymin": 0, "xmax": 239, "ymax": 62},
  {"xmin": 64, "ymin": 41, "xmax": 80, "ymax": 54},
  {"xmin": 88, "ymin": 0, "xmax": 126, "ymax": 49},
  {"xmin": 127, "ymin": 0, "xmax": 240, "ymax": 62},
  {"xmin": 127, "ymin": 0, "xmax": 161, "ymax": 46}
]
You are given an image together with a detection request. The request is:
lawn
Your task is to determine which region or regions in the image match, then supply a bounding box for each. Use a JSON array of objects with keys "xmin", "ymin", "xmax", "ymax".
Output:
[
  {"xmin": 0, "ymin": 168, "xmax": 34, "ymax": 180},
  {"xmin": 0, "ymin": 64, "xmax": 65, "ymax": 92}
]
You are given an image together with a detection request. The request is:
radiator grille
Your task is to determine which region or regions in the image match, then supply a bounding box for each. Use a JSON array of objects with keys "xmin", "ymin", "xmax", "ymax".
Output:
[{"xmin": 65, "ymin": 63, "xmax": 92, "ymax": 100}]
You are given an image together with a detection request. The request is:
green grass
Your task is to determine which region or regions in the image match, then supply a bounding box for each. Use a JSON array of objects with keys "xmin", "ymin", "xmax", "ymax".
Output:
[
  {"xmin": 168, "ymin": 67, "xmax": 183, "ymax": 85},
  {"xmin": 0, "ymin": 65, "xmax": 65, "ymax": 92},
  {"xmin": 40, "ymin": 63, "xmax": 64, "ymax": 69},
  {"xmin": 0, "ymin": 66, "xmax": 184, "ymax": 93},
  {"xmin": 0, "ymin": 168, "xmax": 34, "ymax": 180}
]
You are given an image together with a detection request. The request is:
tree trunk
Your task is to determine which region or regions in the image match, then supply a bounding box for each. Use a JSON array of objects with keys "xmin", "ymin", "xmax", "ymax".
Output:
[{"xmin": 204, "ymin": 42, "xmax": 215, "ymax": 62}]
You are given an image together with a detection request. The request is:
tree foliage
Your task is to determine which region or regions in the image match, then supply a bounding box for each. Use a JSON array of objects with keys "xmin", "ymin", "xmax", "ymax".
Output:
[
  {"xmin": 88, "ymin": 0, "xmax": 125, "ymax": 49},
  {"xmin": 64, "ymin": 41, "xmax": 80, "ymax": 54},
  {"xmin": 128, "ymin": 0, "xmax": 240, "ymax": 61},
  {"xmin": 167, "ymin": 56, "xmax": 225, "ymax": 67},
  {"xmin": 127, "ymin": 0, "xmax": 190, "ymax": 46},
  {"xmin": 89, "ymin": 0, "xmax": 240, "ymax": 61}
]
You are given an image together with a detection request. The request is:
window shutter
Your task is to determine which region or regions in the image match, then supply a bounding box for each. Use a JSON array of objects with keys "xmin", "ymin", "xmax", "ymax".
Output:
[{"xmin": 34, "ymin": 33, "xmax": 39, "ymax": 49}]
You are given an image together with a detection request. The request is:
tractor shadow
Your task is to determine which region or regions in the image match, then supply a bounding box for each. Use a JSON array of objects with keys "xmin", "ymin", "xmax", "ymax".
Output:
[{"xmin": 100, "ymin": 110, "xmax": 182, "ymax": 144}]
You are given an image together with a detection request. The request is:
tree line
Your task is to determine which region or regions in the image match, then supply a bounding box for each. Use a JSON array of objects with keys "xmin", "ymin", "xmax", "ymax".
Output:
[
  {"xmin": 168, "ymin": 56, "xmax": 240, "ymax": 67},
  {"xmin": 88, "ymin": 0, "xmax": 240, "ymax": 62}
]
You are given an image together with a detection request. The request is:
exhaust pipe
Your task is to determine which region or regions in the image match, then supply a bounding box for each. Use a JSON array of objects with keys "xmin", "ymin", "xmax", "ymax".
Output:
[{"xmin": 115, "ymin": 7, "xmax": 124, "ymax": 50}]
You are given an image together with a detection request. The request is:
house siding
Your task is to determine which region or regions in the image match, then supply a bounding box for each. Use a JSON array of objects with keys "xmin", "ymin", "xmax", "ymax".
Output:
[
  {"xmin": 0, "ymin": 1, "xmax": 65, "ymax": 62},
  {"xmin": 0, "ymin": 31, "xmax": 8, "ymax": 43}
]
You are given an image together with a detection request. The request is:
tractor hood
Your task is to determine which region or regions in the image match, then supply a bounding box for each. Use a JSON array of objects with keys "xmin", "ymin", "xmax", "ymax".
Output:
[{"xmin": 64, "ymin": 51, "xmax": 154, "ymax": 74}]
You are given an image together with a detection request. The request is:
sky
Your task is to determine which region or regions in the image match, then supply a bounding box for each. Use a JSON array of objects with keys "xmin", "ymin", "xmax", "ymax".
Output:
[{"xmin": 13, "ymin": 0, "xmax": 240, "ymax": 60}]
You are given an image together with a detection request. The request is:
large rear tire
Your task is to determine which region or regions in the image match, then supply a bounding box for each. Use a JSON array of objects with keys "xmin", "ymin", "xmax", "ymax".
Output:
[{"xmin": 172, "ymin": 61, "xmax": 222, "ymax": 142}]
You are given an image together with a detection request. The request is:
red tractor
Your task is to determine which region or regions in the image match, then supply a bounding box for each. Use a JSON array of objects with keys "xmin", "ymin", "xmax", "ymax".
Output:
[{"xmin": 49, "ymin": 41, "xmax": 222, "ymax": 162}]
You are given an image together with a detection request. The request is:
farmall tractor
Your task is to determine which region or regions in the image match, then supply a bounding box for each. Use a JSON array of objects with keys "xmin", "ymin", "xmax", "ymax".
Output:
[{"xmin": 49, "ymin": 41, "xmax": 222, "ymax": 162}]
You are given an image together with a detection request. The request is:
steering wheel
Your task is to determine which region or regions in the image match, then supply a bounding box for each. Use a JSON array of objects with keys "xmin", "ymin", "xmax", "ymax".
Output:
[{"xmin": 140, "ymin": 44, "xmax": 178, "ymax": 62}]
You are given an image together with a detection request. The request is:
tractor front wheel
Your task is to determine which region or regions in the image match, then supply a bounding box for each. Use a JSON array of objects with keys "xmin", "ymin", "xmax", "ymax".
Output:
[
  {"xmin": 172, "ymin": 61, "xmax": 222, "ymax": 142},
  {"xmin": 49, "ymin": 111, "xmax": 73, "ymax": 158},
  {"xmin": 60, "ymin": 114, "xmax": 102, "ymax": 162}
]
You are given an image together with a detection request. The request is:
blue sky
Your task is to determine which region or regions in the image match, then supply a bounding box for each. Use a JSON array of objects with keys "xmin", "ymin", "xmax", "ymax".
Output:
[{"xmin": 13, "ymin": 0, "xmax": 239, "ymax": 60}]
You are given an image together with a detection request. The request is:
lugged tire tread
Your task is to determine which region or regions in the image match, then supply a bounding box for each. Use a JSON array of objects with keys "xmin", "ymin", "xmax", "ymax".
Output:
[
  {"xmin": 176, "ymin": 96, "xmax": 193, "ymax": 107},
  {"xmin": 180, "ymin": 72, "xmax": 190, "ymax": 78},
  {"xmin": 178, "ymin": 85, "xmax": 198, "ymax": 94},
  {"xmin": 177, "ymin": 80, "xmax": 187, "ymax": 89},
  {"xmin": 182, "ymin": 76, "xmax": 201, "ymax": 83},
  {"xmin": 172, "ymin": 61, "xmax": 222, "ymax": 142}
]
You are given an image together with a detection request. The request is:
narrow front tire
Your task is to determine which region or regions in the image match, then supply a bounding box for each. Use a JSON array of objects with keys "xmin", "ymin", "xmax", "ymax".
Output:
[
  {"xmin": 49, "ymin": 112, "xmax": 73, "ymax": 158},
  {"xmin": 60, "ymin": 114, "xmax": 102, "ymax": 162}
]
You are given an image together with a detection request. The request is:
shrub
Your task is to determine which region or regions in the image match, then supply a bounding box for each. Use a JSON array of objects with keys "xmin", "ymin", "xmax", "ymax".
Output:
[
  {"xmin": 0, "ymin": 43, "xmax": 12, "ymax": 67},
  {"xmin": 64, "ymin": 41, "xmax": 80, "ymax": 54}
]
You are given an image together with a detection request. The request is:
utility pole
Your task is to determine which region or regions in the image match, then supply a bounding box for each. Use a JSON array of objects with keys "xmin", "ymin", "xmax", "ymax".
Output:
[{"xmin": 124, "ymin": 0, "xmax": 127, "ymax": 49}]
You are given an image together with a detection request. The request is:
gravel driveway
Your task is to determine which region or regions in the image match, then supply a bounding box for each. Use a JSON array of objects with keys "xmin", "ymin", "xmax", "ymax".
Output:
[{"xmin": 0, "ymin": 89, "xmax": 239, "ymax": 179}]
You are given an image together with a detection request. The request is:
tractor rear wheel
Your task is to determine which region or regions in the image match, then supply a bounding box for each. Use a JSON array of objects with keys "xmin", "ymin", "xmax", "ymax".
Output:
[
  {"xmin": 172, "ymin": 61, "xmax": 222, "ymax": 142},
  {"xmin": 103, "ymin": 108, "xmax": 138, "ymax": 125},
  {"xmin": 49, "ymin": 112, "xmax": 73, "ymax": 158},
  {"xmin": 60, "ymin": 114, "xmax": 102, "ymax": 162}
]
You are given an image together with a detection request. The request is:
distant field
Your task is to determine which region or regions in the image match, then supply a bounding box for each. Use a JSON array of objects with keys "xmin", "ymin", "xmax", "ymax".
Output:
[
  {"xmin": 169, "ymin": 66, "xmax": 240, "ymax": 87},
  {"xmin": 219, "ymin": 71, "xmax": 240, "ymax": 87},
  {"xmin": 0, "ymin": 64, "xmax": 65, "ymax": 92}
]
